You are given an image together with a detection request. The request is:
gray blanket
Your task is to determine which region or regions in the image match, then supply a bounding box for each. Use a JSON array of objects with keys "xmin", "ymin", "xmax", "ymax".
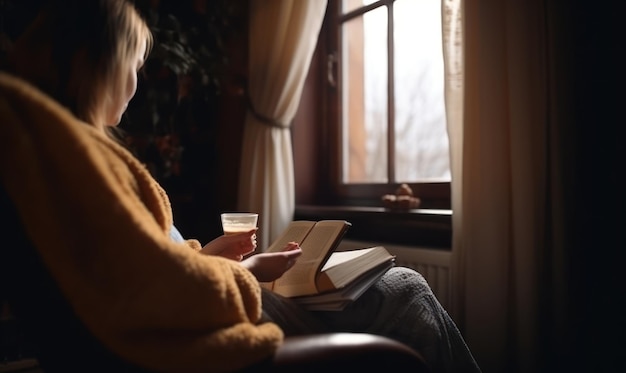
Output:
[{"xmin": 261, "ymin": 266, "xmax": 482, "ymax": 373}]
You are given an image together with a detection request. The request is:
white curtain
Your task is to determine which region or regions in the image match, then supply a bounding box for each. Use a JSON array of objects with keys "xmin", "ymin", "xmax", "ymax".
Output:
[
  {"xmin": 238, "ymin": 0, "xmax": 327, "ymax": 250},
  {"xmin": 445, "ymin": 1, "xmax": 567, "ymax": 371}
]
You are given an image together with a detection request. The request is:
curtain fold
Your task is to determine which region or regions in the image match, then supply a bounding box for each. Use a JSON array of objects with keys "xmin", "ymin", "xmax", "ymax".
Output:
[
  {"xmin": 446, "ymin": 1, "xmax": 567, "ymax": 371},
  {"xmin": 239, "ymin": 0, "xmax": 327, "ymax": 250},
  {"xmin": 442, "ymin": 0, "xmax": 464, "ymax": 320}
]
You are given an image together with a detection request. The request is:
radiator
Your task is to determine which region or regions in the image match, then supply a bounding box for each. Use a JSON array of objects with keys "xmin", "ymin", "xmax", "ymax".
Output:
[{"xmin": 337, "ymin": 239, "xmax": 452, "ymax": 310}]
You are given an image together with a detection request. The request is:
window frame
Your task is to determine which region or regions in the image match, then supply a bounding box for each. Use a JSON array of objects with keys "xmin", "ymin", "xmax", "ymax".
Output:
[
  {"xmin": 323, "ymin": 0, "xmax": 451, "ymax": 211},
  {"xmin": 293, "ymin": 0, "xmax": 452, "ymax": 249}
]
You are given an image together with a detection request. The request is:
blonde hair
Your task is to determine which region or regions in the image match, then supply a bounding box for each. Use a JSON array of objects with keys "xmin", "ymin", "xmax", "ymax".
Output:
[{"xmin": 7, "ymin": 0, "xmax": 153, "ymax": 131}]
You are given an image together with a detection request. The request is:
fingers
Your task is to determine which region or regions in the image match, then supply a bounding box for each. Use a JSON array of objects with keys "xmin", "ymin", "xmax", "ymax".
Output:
[
  {"xmin": 285, "ymin": 248, "xmax": 302, "ymax": 270},
  {"xmin": 280, "ymin": 243, "xmax": 301, "ymax": 269},
  {"xmin": 239, "ymin": 241, "xmax": 256, "ymax": 259},
  {"xmin": 284, "ymin": 246, "xmax": 302, "ymax": 257},
  {"xmin": 241, "ymin": 229, "xmax": 258, "ymax": 248},
  {"xmin": 234, "ymin": 231, "xmax": 257, "ymax": 251},
  {"xmin": 282, "ymin": 241, "xmax": 300, "ymax": 252}
]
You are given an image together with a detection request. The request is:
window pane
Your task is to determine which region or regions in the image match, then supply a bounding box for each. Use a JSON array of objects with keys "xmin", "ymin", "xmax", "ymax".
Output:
[
  {"xmin": 342, "ymin": 0, "xmax": 378, "ymax": 14},
  {"xmin": 393, "ymin": 0, "xmax": 450, "ymax": 182},
  {"xmin": 342, "ymin": 6, "xmax": 388, "ymax": 183}
]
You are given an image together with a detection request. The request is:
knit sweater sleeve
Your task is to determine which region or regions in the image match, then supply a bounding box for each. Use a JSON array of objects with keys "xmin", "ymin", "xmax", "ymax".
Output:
[{"xmin": 0, "ymin": 72, "xmax": 283, "ymax": 373}]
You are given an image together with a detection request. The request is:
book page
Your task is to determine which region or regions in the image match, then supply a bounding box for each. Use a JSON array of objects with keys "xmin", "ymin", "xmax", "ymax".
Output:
[
  {"xmin": 321, "ymin": 247, "xmax": 379, "ymax": 271},
  {"xmin": 272, "ymin": 220, "xmax": 349, "ymax": 297},
  {"xmin": 294, "ymin": 260, "xmax": 394, "ymax": 311},
  {"xmin": 321, "ymin": 246, "xmax": 393, "ymax": 273},
  {"xmin": 265, "ymin": 221, "xmax": 315, "ymax": 253},
  {"xmin": 299, "ymin": 223, "xmax": 347, "ymax": 260},
  {"xmin": 271, "ymin": 257, "xmax": 319, "ymax": 297},
  {"xmin": 316, "ymin": 246, "xmax": 395, "ymax": 291}
]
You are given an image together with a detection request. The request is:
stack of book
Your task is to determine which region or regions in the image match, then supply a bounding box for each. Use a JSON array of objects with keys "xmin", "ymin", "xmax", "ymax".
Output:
[{"xmin": 262, "ymin": 220, "xmax": 395, "ymax": 311}]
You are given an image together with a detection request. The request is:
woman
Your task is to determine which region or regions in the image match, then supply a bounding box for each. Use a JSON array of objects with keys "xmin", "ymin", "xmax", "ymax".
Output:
[{"xmin": 0, "ymin": 1, "xmax": 480, "ymax": 372}]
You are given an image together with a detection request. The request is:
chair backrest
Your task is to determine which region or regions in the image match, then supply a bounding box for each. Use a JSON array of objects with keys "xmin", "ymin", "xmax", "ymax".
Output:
[{"xmin": 0, "ymin": 185, "xmax": 145, "ymax": 372}]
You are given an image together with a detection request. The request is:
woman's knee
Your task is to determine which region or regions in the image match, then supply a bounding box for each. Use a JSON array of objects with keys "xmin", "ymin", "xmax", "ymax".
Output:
[{"xmin": 378, "ymin": 266, "xmax": 434, "ymax": 297}]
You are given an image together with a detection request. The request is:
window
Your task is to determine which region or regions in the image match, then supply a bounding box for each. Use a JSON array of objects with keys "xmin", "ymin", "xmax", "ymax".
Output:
[
  {"xmin": 325, "ymin": 0, "xmax": 451, "ymax": 209},
  {"xmin": 294, "ymin": 0, "xmax": 452, "ymax": 248}
]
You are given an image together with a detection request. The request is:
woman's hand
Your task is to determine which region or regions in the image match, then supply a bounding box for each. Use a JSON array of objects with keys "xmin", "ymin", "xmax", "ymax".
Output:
[
  {"xmin": 199, "ymin": 229, "xmax": 258, "ymax": 261},
  {"xmin": 241, "ymin": 242, "xmax": 302, "ymax": 282}
]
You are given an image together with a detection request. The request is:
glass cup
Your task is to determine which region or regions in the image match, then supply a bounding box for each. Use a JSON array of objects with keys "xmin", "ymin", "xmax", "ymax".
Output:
[{"xmin": 220, "ymin": 213, "xmax": 258, "ymax": 235}]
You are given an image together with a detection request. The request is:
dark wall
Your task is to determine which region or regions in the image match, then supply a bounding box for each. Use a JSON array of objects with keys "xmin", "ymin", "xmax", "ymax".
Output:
[
  {"xmin": 120, "ymin": 0, "xmax": 250, "ymax": 244},
  {"xmin": 164, "ymin": 11, "xmax": 249, "ymax": 245}
]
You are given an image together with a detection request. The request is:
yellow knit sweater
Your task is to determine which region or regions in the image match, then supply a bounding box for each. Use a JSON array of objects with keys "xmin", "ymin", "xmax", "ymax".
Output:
[{"xmin": 0, "ymin": 72, "xmax": 283, "ymax": 372}]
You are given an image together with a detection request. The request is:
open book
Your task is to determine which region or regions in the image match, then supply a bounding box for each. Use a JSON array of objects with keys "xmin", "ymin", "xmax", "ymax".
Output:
[{"xmin": 263, "ymin": 220, "xmax": 395, "ymax": 311}]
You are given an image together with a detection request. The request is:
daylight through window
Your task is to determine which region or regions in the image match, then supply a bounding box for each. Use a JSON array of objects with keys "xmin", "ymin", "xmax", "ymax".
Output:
[{"xmin": 340, "ymin": 0, "xmax": 450, "ymax": 184}]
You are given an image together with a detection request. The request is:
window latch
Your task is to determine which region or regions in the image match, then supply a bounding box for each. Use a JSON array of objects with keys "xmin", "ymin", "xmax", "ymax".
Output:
[{"xmin": 327, "ymin": 52, "xmax": 337, "ymax": 88}]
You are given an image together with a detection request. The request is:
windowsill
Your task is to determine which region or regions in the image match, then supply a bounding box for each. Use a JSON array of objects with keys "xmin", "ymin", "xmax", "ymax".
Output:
[{"xmin": 294, "ymin": 205, "xmax": 452, "ymax": 249}]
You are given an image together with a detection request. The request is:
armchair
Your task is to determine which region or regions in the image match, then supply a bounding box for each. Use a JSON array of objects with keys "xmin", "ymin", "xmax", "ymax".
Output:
[{"xmin": 0, "ymin": 186, "xmax": 429, "ymax": 372}]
